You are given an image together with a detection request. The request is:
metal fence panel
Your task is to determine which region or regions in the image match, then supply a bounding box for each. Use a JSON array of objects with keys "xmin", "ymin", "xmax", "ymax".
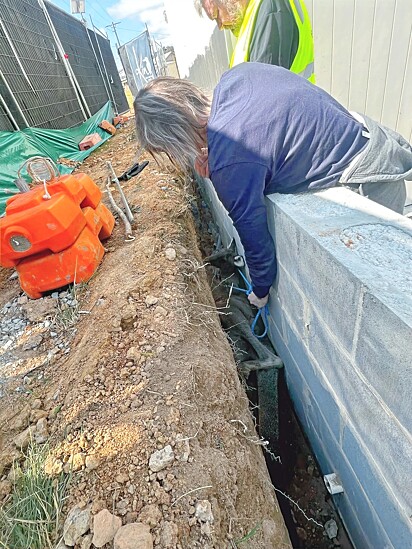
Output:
[
  {"xmin": 0, "ymin": 0, "xmax": 127, "ymax": 131},
  {"xmin": 46, "ymin": 3, "xmax": 128, "ymax": 116},
  {"xmin": 45, "ymin": 2, "xmax": 109, "ymax": 117},
  {"xmin": 119, "ymin": 31, "xmax": 165, "ymax": 97},
  {"xmin": 0, "ymin": 0, "xmax": 84, "ymax": 130},
  {"xmin": 91, "ymin": 30, "xmax": 129, "ymax": 114}
]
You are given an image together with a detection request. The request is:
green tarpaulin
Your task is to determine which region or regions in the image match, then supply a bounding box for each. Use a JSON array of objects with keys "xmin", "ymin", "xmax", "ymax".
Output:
[{"xmin": 0, "ymin": 102, "xmax": 114, "ymax": 215}]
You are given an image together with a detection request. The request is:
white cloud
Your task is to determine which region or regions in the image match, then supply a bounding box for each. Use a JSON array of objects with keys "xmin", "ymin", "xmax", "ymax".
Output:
[{"xmin": 108, "ymin": 0, "xmax": 169, "ymax": 37}]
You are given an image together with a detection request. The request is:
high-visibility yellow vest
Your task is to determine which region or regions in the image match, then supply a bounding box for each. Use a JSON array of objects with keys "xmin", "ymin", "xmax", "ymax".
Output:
[{"xmin": 230, "ymin": 0, "xmax": 315, "ymax": 83}]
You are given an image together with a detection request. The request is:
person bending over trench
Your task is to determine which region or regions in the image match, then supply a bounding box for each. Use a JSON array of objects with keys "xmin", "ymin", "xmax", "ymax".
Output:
[{"xmin": 133, "ymin": 62, "xmax": 409, "ymax": 309}]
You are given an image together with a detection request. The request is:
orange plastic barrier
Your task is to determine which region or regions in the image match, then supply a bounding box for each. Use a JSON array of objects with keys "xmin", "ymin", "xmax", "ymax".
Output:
[
  {"xmin": 1, "ymin": 193, "xmax": 86, "ymax": 267},
  {"xmin": 0, "ymin": 173, "xmax": 115, "ymax": 298},
  {"xmin": 17, "ymin": 226, "xmax": 105, "ymax": 299}
]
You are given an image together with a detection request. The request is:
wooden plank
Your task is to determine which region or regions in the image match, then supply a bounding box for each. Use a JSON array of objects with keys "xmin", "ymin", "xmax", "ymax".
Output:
[{"xmin": 348, "ymin": 0, "xmax": 376, "ymax": 115}]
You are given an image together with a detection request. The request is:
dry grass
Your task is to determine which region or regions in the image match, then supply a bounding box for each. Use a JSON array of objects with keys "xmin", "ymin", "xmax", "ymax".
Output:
[{"xmin": 0, "ymin": 444, "xmax": 70, "ymax": 549}]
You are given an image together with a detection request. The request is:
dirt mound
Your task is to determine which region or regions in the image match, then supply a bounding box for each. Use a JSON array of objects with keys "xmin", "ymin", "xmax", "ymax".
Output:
[{"xmin": 0, "ymin": 123, "xmax": 291, "ymax": 548}]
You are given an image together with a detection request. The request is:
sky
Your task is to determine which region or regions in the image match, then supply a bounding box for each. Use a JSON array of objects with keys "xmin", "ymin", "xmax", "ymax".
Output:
[{"xmin": 49, "ymin": 0, "xmax": 171, "ymax": 52}]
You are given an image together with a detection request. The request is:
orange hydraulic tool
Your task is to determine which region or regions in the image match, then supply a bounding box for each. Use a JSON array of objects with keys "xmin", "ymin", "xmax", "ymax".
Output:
[{"xmin": 0, "ymin": 172, "xmax": 115, "ymax": 299}]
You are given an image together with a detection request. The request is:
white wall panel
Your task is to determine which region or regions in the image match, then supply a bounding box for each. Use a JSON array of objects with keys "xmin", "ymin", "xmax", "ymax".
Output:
[
  {"xmin": 381, "ymin": 0, "xmax": 412, "ymax": 132},
  {"xmin": 348, "ymin": 0, "xmax": 375, "ymax": 115}
]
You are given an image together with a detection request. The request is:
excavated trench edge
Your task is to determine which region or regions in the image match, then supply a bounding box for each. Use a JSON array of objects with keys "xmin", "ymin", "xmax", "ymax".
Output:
[{"xmin": 191, "ymin": 180, "xmax": 354, "ymax": 549}]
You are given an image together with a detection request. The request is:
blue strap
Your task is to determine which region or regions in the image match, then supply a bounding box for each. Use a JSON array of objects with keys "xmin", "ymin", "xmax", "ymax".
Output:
[
  {"xmin": 251, "ymin": 304, "xmax": 269, "ymax": 339},
  {"xmin": 231, "ymin": 269, "xmax": 270, "ymax": 339}
]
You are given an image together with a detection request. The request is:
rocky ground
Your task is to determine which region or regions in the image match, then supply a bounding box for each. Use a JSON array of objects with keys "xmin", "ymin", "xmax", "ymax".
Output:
[{"xmin": 0, "ymin": 122, "xmax": 292, "ymax": 549}]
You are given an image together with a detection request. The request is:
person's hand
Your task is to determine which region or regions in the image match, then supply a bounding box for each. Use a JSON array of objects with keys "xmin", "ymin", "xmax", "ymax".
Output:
[{"xmin": 248, "ymin": 292, "xmax": 269, "ymax": 309}]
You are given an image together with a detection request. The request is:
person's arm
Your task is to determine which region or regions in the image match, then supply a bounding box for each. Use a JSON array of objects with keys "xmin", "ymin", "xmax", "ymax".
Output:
[
  {"xmin": 249, "ymin": 0, "xmax": 298, "ymax": 68},
  {"xmin": 210, "ymin": 162, "xmax": 277, "ymax": 298}
]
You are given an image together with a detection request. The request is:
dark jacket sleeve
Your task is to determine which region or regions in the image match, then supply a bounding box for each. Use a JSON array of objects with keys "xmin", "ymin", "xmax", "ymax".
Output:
[
  {"xmin": 249, "ymin": 0, "xmax": 299, "ymax": 68},
  {"xmin": 210, "ymin": 162, "xmax": 277, "ymax": 297}
]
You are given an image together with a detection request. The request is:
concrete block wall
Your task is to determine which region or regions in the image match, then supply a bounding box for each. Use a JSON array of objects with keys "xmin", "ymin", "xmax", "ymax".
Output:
[{"xmin": 200, "ymin": 179, "xmax": 412, "ymax": 549}]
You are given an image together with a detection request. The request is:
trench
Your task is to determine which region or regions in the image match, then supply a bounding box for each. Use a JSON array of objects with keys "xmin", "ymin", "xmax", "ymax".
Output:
[{"xmin": 191, "ymin": 180, "xmax": 354, "ymax": 549}]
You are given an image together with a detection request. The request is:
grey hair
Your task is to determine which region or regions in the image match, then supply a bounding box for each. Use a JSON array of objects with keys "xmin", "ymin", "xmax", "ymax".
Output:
[
  {"xmin": 194, "ymin": 0, "xmax": 203, "ymax": 16},
  {"xmin": 134, "ymin": 77, "xmax": 211, "ymax": 171}
]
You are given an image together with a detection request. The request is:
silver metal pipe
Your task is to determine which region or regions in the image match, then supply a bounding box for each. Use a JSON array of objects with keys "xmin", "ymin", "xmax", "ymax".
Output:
[
  {"xmin": 37, "ymin": 0, "xmax": 91, "ymax": 119},
  {"xmin": 0, "ymin": 17, "xmax": 36, "ymax": 94},
  {"xmin": 0, "ymin": 68, "xmax": 29, "ymax": 127},
  {"xmin": 107, "ymin": 161, "xmax": 134, "ymax": 223},
  {"xmin": 0, "ymin": 90, "xmax": 20, "ymax": 130},
  {"xmin": 84, "ymin": 17, "xmax": 111, "ymax": 105},
  {"xmin": 90, "ymin": 16, "xmax": 118, "ymax": 114}
]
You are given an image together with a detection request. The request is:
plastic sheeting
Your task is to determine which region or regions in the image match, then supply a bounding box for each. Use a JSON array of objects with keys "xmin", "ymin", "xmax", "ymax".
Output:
[{"xmin": 0, "ymin": 102, "xmax": 114, "ymax": 215}]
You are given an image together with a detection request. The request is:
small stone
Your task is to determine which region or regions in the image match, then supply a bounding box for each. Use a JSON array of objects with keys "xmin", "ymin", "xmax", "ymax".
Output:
[
  {"xmin": 31, "ymin": 398, "xmax": 43, "ymax": 409},
  {"xmin": 195, "ymin": 500, "xmax": 213, "ymax": 523},
  {"xmin": 296, "ymin": 526, "xmax": 307, "ymax": 541},
  {"xmin": 0, "ymin": 480, "xmax": 12, "ymax": 500},
  {"xmin": 114, "ymin": 523, "xmax": 153, "ymax": 549},
  {"xmin": 91, "ymin": 499, "xmax": 106, "ymax": 514},
  {"xmin": 85, "ymin": 455, "xmax": 100, "ymax": 471},
  {"xmin": 126, "ymin": 347, "xmax": 140, "ymax": 362},
  {"xmin": 149, "ymin": 446, "xmax": 174, "ymax": 473},
  {"xmin": 145, "ymin": 295, "xmax": 158, "ymax": 307},
  {"xmin": 116, "ymin": 499, "xmax": 130, "ymax": 516},
  {"xmin": 34, "ymin": 417, "xmax": 49, "ymax": 444},
  {"xmin": 164, "ymin": 248, "xmax": 176, "ymax": 261},
  {"xmin": 138, "ymin": 504, "xmax": 162, "ymax": 527},
  {"xmin": 17, "ymin": 295, "xmax": 29, "ymax": 305},
  {"xmin": 159, "ymin": 521, "xmax": 178, "ymax": 548},
  {"xmin": 64, "ymin": 453, "xmax": 86, "ymax": 473},
  {"xmin": 115, "ymin": 473, "xmax": 129, "ymax": 484},
  {"xmin": 7, "ymin": 466, "xmax": 23, "ymax": 483},
  {"xmin": 80, "ymin": 534, "xmax": 93, "ymax": 549},
  {"xmin": 13, "ymin": 427, "xmax": 34, "ymax": 450},
  {"xmin": 325, "ymin": 519, "xmax": 338, "ymax": 539},
  {"xmin": 30, "ymin": 409, "xmax": 48, "ymax": 423},
  {"xmin": 22, "ymin": 299, "xmax": 57, "ymax": 322},
  {"xmin": 44, "ymin": 457, "xmax": 63, "ymax": 476},
  {"xmin": 23, "ymin": 334, "xmax": 43, "ymax": 351},
  {"xmin": 154, "ymin": 306, "xmax": 167, "ymax": 317},
  {"xmin": 92, "ymin": 509, "xmax": 122, "ymax": 547},
  {"xmin": 63, "ymin": 505, "xmax": 91, "ymax": 546}
]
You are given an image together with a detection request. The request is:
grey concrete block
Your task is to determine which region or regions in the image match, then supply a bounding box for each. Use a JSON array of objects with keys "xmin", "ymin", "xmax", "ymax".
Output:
[
  {"xmin": 269, "ymin": 205, "xmax": 363, "ymax": 355},
  {"xmin": 270, "ymin": 314, "xmax": 394, "ymax": 549},
  {"xmin": 355, "ymin": 292, "xmax": 412, "ymax": 431},
  {"xmin": 275, "ymin": 264, "xmax": 307, "ymax": 338},
  {"xmin": 342, "ymin": 425, "xmax": 412, "ymax": 548},
  {"xmin": 307, "ymin": 307, "xmax": 412, "ymax": 512}
]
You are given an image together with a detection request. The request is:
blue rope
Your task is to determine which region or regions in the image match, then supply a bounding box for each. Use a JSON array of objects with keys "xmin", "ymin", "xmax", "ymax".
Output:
[{"xmin": 231, "ymin": 269, "xmax": 270, "ymax": 340}]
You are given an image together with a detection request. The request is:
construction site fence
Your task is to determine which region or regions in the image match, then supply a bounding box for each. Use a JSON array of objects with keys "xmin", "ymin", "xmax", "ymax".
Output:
[{"xmin": 0, "ymin": 0, "xmax": 128, "ymax": 132}]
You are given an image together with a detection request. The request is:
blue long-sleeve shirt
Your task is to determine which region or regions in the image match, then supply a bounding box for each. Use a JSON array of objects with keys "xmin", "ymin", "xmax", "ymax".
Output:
[{"xmin": 207, "ymin": 63, "xmax": 368, "ymax": 297}]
